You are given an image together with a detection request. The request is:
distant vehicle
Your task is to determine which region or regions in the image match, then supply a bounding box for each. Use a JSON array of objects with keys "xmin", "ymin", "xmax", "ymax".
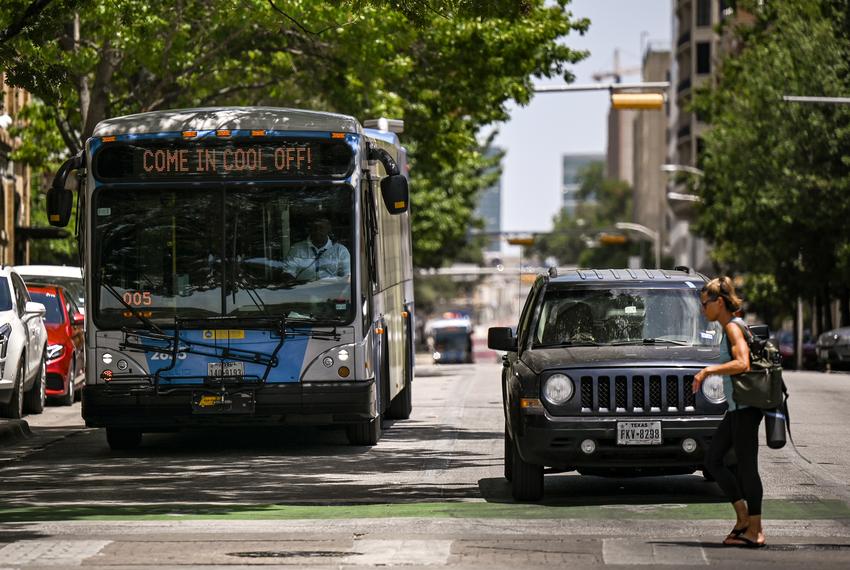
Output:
[
  {"xmin": 26, "ymin": 285, "xmax": 85, "ymax": 405},
  {"xmin": 772, "ymin": 329, "xmax": 817, "ymax": 369},
  {"xmin": 816, "ymin": 327, "xmax": 850, "ymax": 370},
  {"xmin": 0, "ymin": 268, "xmax": 48, "ymax": 418},
  {"xmin": 427, "ymin": 317, "xmax": 473, "ymax": 364},
  {"xmin": 15, "ymin": 265, "xmax": 84, "ymax": 313}
]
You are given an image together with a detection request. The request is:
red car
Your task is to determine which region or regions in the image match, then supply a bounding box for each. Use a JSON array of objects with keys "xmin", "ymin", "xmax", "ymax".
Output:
[{"xmin": 26, "ymin": 285, "xmax": 85, "ymax": 405}]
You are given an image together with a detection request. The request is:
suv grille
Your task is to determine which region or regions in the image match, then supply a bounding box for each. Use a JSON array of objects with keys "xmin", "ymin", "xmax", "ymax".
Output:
[{"xmin": 577, "ymin": 369, "xmax": 697, "ymax": 414}]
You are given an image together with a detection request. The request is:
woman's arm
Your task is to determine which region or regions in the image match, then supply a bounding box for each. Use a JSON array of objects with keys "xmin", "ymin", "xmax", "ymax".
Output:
[{"xmin": 693, "ymin": 322, "xmax": 751, "ymax": 386}]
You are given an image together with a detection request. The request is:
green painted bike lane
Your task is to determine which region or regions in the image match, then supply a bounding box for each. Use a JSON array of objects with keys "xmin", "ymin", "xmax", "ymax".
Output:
[{"xmin": 1, "ymin": 498, "xmax": 848, "ymax": 523}]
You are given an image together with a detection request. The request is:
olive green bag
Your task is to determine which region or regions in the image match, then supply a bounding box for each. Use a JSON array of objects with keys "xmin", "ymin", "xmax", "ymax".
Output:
[{"xmin": 726, "ymin": 320, "xmax": 784, "ymax": 409}]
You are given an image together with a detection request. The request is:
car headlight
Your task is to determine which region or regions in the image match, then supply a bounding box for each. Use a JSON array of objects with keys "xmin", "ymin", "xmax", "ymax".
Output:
[
  {"xmin": 543, "ymin": 373, "xmax": 574, "ymax": 405},
  {"xmin": 701, "ymin": 374, "xmax": 726, "ymax": 404},
  {"xmin": 47, "ymin": 344, "xmax": 65, "ymax": 361},
  {"xmin": 0, "ymin": 323, "xmax": 10, "ymax": 358}
]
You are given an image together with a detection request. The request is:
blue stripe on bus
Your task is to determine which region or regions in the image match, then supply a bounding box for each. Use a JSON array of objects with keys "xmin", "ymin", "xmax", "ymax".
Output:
[{"xmin": 143, "ymin": 329, "xmax": 310, "ymax": 384}]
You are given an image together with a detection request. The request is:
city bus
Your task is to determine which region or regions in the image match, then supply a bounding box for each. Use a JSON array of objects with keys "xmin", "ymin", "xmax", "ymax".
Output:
[{"xmin": 47, "ymin": 107, "xmax": 415, "ymax": 449}]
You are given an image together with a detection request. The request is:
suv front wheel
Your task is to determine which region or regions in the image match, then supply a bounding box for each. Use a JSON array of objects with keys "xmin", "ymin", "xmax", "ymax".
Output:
[
  {"xmin": 24, "ymin": 351, "xmax": 46, "ymax": 414},
  {"xmin": 511, "ymin": 438, "xmax": 544, "ymax": 501}
]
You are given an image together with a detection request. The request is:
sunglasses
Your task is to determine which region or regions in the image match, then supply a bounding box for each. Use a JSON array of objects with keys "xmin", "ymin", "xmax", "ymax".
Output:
[{"xmin": 700, "ymin": 297, "xmax": 719, "ymax": 308}]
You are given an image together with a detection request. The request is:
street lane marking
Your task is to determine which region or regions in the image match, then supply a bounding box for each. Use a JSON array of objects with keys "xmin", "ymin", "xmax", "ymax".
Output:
[
  {"xmin": 343, "ymin": 539, "xmax": 452, "ymax": 565},
  {"xmin": 0, "ymin": 540, "xmax": 111, "ymax": 566},
  {"xmin": 603, "ymin": 538, "xmax": 707, "ymax": 565}
]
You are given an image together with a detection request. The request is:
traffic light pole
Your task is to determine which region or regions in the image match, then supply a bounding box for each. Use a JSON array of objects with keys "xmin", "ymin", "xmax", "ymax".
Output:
[{"xmin": 534, "ymin": 82, "xmax": 669, "ymax": 93}]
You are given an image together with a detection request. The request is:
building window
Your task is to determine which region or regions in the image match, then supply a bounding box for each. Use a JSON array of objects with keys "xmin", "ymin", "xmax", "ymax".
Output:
[
  {"xmin": 696, "ymin": 42, "xmax": 711, "ymax": 74},
  {"xmin": 697, "ymin": 0, "xmax": 712, "ymax": 27}
]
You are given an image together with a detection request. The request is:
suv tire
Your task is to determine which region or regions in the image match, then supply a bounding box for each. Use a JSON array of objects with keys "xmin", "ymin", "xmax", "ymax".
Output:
[
  {"xmin": 0, "ymin": 361, "xmax": 25, "ymax": 419},
  {"xmin": 504, "ymin": 424, "xmax": 513, "ymax": 482},
  {"xmin": 511, "ymin": 438, "xmax": 543, "ymax": 501},
  {"xmin": 25, "ymin": 352, "xmax": 47, "ymax": 414}
]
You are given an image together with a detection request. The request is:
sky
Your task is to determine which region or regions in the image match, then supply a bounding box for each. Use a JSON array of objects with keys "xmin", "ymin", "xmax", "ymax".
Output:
[{"xmin": 492, "ymin": 0, "xmax": 672, "ymax": 238}]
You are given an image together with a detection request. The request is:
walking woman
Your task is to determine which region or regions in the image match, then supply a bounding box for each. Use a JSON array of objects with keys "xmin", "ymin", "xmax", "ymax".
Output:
[{"xmin": 693, "ymin": 277, "xmax": 766, "ymax": 548}]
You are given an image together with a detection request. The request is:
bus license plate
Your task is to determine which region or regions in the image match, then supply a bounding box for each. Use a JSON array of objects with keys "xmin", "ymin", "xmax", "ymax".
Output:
[
  {"xmin": 617, "ymin": 421, "xmax": 662, "ymax": 445},
  {"xmin": 207, "ymin": 361, "xmax": 245, "ymax": 378}
]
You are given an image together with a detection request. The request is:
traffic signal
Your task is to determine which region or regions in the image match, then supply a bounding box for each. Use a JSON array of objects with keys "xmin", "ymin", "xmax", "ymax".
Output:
[
  {"xmin": 611, "ymin": 92, "xmax": 665, "ymax": 110},
  {"xmin": 507, "ymin": 237, "xmax": 535, "ymax": 246},
  {"xmin": 598, "ymin": 233, "xmax": 628, "ymax": 245}
]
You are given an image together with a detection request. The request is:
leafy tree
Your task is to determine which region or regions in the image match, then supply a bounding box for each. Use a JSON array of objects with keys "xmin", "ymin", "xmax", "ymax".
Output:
[
  {"xmin": 1, "ymin": 0, "xmax": 589, "ymax": 267},
  {"xmin": 692, "ymin": 0, "xmax": 850, "ymax": 326}
]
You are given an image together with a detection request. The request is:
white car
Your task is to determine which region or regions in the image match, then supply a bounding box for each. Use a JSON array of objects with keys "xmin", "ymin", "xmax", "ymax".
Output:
[
  {"xmin": 15, "ymin": 265, "xmax": 84, "ymax": 313},
  {"xmin": 0, "ymin": 268, "xmax": 48, "ymax": 418}
]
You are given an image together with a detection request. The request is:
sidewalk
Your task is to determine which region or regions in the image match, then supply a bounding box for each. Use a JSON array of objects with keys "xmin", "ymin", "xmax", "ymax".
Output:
[{"xmin": 0, "ymin": 419, "xmax": 31, "ymax": 447}]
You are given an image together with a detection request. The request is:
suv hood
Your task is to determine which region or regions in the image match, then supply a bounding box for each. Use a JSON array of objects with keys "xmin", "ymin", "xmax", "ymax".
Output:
[{"xmin": 523, "ymin": 345, "xmax": 725, "ymax": 374}]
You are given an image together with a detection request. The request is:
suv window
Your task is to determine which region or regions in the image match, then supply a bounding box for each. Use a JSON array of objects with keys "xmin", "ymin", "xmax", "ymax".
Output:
[{"xmin": 533, "ymin": 286, "xmax": 722, "ymax": 347}]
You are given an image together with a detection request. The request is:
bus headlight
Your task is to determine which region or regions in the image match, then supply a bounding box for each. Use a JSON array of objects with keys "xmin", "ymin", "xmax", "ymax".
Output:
[
  {"xmin": 701, "ymin": 374, "xmax": 726, "ymax": 404},
  {"xmin": 302, "ymin": 343, "xmax": 362, "ymax": 381},
  {"xmin": 543, "ymin": 373, "xmax": 574, "ymax": 405}
]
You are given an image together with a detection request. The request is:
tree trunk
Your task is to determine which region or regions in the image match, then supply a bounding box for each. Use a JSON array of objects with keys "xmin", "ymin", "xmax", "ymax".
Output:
[{"xmin": 841, "ymin": 286, "xmax": 849, "ymax": 329}]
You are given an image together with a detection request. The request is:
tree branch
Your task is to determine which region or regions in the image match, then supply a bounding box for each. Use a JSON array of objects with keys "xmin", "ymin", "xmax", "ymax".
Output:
[
  {"xmin": 0, "ymin": 0, "xmax": 54, "ymax": 44},
  {"xmin": 267, "ymin": 0, "xmax": 357, "ymax": 35}
]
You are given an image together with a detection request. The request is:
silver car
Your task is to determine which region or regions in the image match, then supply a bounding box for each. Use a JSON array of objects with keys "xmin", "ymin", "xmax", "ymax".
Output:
[
  {"xmin": 816, "ymin": 327, "xmax": 850, "ymax": 370},
  {"xmin": 0, "ymin": 268, "xmax": 48, "ymax": 418}
]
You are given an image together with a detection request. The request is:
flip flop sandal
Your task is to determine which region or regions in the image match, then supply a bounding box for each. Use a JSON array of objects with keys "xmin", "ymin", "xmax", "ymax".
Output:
[
  {"xmin": 726, "ymin": 535, "xmax": 766, "ymax": 548},
  {"xmin": 725, "ymin": 526, "xmax": 748, "ymax": 541}
]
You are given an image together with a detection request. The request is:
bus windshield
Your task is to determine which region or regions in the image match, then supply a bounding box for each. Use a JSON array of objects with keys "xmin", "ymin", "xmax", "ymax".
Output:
[{"xmin": 93, "ymin": 184, "xmax": 354, "ymax": 328}]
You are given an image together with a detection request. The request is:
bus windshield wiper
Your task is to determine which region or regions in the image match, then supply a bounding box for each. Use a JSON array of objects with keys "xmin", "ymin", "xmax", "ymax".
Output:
[{"xmin": 100, "ymin": 279, "xmax": 165, "ymax": 335}]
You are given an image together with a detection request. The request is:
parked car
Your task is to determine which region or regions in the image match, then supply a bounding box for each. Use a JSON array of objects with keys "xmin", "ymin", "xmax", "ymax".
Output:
[
  {"xmin": 0, "ymin": 268, "xmax": 48, "ymax": 418},
  {"xmin": 15, "ymin": 265, "xmax": 84, "ymax": 313},
  {"xmin": 489, "ymin": 268, "xmax": 738, "ymax": 501},
  {"xmin": 26, "ymin": 285, "xmax": 85, "ymax": 405},
  {"xmin": 816, "ymin": 327, "xmax": 850, "ymax": 370},
  {"xmin": 772, "ymin": 329, "xmax": 817, "ymax": 369}
]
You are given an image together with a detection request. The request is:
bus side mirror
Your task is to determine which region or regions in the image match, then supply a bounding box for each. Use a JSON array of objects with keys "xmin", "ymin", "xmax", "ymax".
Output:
[
  {"xmin": 488, "ymin": 327, "xmax": 517, "ymax": 351},
  {"xmin": 48, "ymin": 152, "xmax": 84, "ymax": 228},
  {"xmin": 380, "ymin": 175, "xmax": 409, "ymax": 215}
]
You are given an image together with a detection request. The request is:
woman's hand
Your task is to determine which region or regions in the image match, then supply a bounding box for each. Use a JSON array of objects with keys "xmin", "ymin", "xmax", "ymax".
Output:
[{"xmin": 692, "ymin": 367, "xmax": 709, "ymax": 394}]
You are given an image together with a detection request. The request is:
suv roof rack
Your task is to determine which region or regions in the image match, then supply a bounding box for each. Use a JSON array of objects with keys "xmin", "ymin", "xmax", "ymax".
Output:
[{"xmin": 674, "ymin": 265, "xmax": 692, "ymax": 274}]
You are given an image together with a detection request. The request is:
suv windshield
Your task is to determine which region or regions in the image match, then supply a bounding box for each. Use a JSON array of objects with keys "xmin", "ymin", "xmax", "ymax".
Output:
[
  {"xmin": 94, "ymin": 184, "xmax": 354, "ymax": 328},
  {"xmin": 533, "ymin": 286, "xmax": 722, "ymax": 347}
]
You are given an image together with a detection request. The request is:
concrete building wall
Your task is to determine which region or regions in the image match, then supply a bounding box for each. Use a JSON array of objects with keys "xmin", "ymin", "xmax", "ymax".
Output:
[{"xmin": 606, "ymin": 108, "xmax": 635, "ymax": 185}]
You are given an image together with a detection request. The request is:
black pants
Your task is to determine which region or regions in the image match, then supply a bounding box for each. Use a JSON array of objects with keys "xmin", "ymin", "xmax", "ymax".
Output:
[{"xmin": 706, "ymin": 407, "xmax": 764, "ymax": 516}]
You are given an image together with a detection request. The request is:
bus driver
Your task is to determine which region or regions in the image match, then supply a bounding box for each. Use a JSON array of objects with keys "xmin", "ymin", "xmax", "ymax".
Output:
[{"xmin": 281, "ymin": 217, "xmax": 350, "ymax": 282}]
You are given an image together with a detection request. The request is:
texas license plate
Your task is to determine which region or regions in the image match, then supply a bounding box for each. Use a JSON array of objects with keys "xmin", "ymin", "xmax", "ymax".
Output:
[
  {"xmin": 207, "ymin": 361, "xmax": 245, "ymax": 378},
  {"xmin": 617, "ymin": 421, "xmax": 662, "ymax": 445}
]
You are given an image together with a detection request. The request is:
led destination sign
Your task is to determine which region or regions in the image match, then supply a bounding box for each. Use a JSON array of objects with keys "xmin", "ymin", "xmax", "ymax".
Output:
[{"xmin": 94, "ymin": 139, "xmax": 354, "ymax": 181}]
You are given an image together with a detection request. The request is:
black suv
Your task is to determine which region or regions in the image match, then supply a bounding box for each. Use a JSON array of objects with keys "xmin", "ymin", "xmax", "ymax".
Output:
[{"xmin": 488, "ymin": 268, "xmax": 731, "ymax": 501}]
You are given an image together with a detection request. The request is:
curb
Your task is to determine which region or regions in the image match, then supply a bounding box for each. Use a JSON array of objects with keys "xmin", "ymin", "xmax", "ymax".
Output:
[{"xmin": 0, "ymin": 419, "xmax": 32, "ymax": 447}]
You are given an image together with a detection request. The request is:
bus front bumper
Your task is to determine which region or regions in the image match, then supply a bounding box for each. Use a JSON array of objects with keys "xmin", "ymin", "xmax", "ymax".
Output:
[{"xmin": 81, "ymin": 380, "xmax": 377, "ymax": 429}]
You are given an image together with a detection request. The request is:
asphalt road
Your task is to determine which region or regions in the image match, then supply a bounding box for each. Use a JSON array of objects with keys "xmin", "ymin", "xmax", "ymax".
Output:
[{"xmin": 0, "ymin": 361, "xmax": 849, "ymax": 567}]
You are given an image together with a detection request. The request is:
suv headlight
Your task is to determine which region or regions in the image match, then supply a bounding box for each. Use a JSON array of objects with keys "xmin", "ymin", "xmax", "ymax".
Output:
[
  {"xmin": 701, "ymin": 374, "xmax": 726, "ymax": 404},
  {"xmin": 543, "ymin": 373, "xmax": 574, "ymax": 405},
  {"xmin": 47, "ymin": 343, "xmax": 65, "ymax": 361}
]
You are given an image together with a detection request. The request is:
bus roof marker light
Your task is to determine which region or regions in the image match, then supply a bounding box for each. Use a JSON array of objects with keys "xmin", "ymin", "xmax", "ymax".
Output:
[
  {"xmin": 101, "ymin": 136, "xmax": 116, "ymax": 143},
  {"xmin": 331, "ymin": 132, "xmax": 346, "ymax": 139},
  {"xmin": 251, "ymin": 130, "xmax": 266, "ymax": 137},
  {"xmin": 216, "ymin": 130, "xmax": 231, "ymax": 137},
  {"xmin": 182, "ymin": 131, "xmax": 197, "ymax": 138}
]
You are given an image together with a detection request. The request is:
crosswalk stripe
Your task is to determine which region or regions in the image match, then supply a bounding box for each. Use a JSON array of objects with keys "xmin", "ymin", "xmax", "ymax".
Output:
[{"xmin": 603, "ymin": 538, "xmax": 707, "ymax": 565}]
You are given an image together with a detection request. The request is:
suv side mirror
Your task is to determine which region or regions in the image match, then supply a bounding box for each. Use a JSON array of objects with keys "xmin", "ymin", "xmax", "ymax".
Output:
[
  {"xmin": 488, "ymin": 327, "xmax": 517, "ymax": 351},
  {"xmin": 71, "ymin": 312, "xmax": 85, "ymax": 326},
  {"xmin": 750, "ymin": 324, "xmax": 770, "ymax": 341},
  {"xmin": 25, "ymin": 301, "xmax": 46, "ymax": 317}
]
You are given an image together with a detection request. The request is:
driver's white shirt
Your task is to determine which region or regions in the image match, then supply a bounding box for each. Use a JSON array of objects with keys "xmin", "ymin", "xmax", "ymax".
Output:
[{"xmin": 281, "ymin": 238, "xmax": 350, "ymax": 281}]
